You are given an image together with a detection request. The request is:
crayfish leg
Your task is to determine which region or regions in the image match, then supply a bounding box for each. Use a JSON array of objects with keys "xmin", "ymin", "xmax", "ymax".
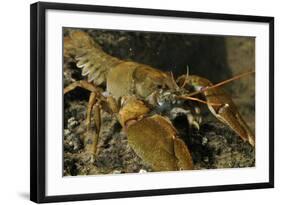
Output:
[
  {"xmin": 63, "ymin": 80, "xmax": 98, "ymax": 94},
  {"xmin": 83, "ymin": 92, "xmax": 101, "ymax": 155},
  {"xmin": 64, "ymin": 80, "xmax": 104, "ymax": 155}
]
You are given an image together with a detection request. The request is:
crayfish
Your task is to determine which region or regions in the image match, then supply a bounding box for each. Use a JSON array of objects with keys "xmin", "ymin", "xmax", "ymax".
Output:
[{"xmin": 64, "ymin": 30, "xmax": 255, "ymax": 172}]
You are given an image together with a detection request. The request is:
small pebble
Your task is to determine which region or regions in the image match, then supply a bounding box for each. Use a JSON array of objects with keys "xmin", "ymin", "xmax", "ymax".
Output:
[
  {"xmin": 203, "ymin": 157, "xmax": 209, "ymax": 162},
  {"xmin": 90, "ymin": 155, "xmax": 95, "ymax": 164},
  {"xmin": 112, "ymin": 170, "xmax": 122, "ymax": 174},
  {"xmin": 73, "ymin": 144, "xmax": 79, "ymax": 151},
  {"xmin": 69, "ymin": 120, "xmax": 79, "ymax": 129},
  {"xmin": 68, "ymin": 117, "xmax": 75, "ymax": 123},
  {"xmin": 64, "ymin": 129, "xmax": 70, "ymax": 136},
  {"xmin": 139, "ymin": 169, "xmax": 147, "ymax": 173},
  {"xmin": 202, "ymin": 137, "xmax": 208, "ymax": 145}
]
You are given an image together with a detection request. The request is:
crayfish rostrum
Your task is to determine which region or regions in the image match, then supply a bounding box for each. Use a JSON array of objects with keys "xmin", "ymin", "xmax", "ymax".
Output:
[{"xmin": 63, "ymin": 30, "xmax": 255, "ymax": 173}]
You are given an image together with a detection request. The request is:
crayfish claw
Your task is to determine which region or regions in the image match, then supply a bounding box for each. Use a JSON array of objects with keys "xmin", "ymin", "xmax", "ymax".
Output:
[
  {"xmin": 186, "ymin": 75, "xmax": 255, "ymax": 147},
  {"xmin": 126, "ymin": 114, "xmax": 194, "ymax": 171}
]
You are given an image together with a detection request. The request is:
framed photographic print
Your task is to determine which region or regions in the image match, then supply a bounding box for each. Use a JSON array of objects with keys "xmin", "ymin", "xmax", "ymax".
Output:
[{"xmin": 30, "ymin": 1, "xmax": 274, "ymax": 203}]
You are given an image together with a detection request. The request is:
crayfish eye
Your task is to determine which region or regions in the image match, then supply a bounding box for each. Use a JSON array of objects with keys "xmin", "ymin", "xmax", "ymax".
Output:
[{"xmin": 193, "ymin": 85, "xmax": 203, "ymax": 91}]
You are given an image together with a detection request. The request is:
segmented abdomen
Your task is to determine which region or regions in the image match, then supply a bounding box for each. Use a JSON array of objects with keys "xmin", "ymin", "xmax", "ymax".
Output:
[{"xmin": 64, "ymin": 31, "xmax": 123, "ymax": 85}]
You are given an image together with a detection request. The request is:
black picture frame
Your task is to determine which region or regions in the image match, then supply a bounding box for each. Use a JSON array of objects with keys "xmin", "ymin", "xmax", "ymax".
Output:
[{"xmin": 30, "ymin": 1, "xmax": 274, "ymax": 203}]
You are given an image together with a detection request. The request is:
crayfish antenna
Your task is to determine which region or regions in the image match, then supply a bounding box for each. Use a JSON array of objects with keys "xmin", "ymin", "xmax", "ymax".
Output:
[
  {"xmin": 185, "ymin": 70, "xmax": 255, "ymax": 98},
  {"xmin": 181, "ymin": 64, "xmax": 190, "ymax": 88},
  {"xmin": 169, "ymin": 71, "xmax": 180, "ymax": 90}
]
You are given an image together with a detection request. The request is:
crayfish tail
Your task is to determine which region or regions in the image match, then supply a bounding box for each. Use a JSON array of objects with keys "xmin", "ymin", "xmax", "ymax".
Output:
[{"xmin": 64, "ymin": 30, "xmax": 123, "ymax": 85}]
